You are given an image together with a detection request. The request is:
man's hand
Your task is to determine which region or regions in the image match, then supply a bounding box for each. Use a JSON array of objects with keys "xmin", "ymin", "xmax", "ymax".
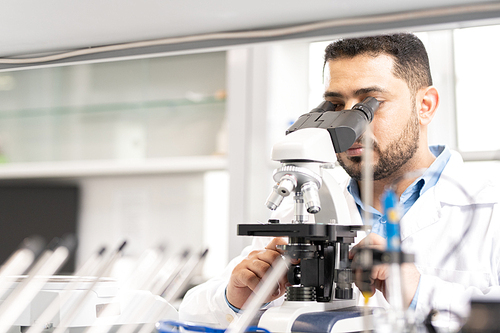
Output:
[
  {"xmin": 227, "ymin": 237, "xmax": 289, "ymax": 309},
  {"xmin": 350, "ymin": 233, "xmax": 420, "ymax": 308}
]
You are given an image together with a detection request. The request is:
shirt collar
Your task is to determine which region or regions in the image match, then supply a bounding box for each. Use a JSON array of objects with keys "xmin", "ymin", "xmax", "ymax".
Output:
[
  {"xmin": 419, "ymin": 145, "xmax": 451, "ymax": 195},
  {"xmin": 347, "ymin": 145, "xmax": 451, "ymax": 214}
]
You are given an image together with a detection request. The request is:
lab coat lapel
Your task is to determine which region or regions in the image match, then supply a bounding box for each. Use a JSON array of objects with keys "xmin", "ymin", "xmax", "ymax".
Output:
[
  {"xmin": 400, "ymin": 189, "xmax": 441, "ymax": 242},
  {"xmin": 434, "ymin": 151, "xmax": 497, "ymax": 206},
  {"xmin": 399, "ymin": 151, "xmax": 463, "ymax": 242},
  {"xmin": 400, "ymin": 150, "xmax": 497, "ymax": 242}
]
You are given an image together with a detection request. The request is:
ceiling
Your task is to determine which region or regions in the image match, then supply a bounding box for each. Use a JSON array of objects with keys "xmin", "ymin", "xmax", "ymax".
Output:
[{"xmin": 2, "ymin": 0, "xmax": 500, "ymax": 58}]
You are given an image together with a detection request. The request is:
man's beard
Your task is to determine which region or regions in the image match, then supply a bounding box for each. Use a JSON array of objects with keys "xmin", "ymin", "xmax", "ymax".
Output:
[{"xmin": 337, "ymin": 109, "xmax": 420, "ymax": 181}]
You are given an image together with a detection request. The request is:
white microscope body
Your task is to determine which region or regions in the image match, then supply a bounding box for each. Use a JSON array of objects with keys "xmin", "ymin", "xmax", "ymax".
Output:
[
  {"xmin": 238, "ymin": 97, "xmax": 380, "ymax": 333},
  {"xmin": 269, "ymin": 127, "xmax": 351, "ymax": 226}
]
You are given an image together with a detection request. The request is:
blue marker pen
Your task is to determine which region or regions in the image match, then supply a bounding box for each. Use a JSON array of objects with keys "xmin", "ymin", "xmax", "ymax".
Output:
[{"xmin": 383, "ymin": 187, "xmax": 401, "ymax": 253}]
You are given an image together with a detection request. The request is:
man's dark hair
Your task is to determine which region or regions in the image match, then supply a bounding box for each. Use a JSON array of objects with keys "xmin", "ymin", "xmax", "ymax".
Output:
[{"xmin": 324, "ymin": 33, "xmax": 432, "ymax": 93}]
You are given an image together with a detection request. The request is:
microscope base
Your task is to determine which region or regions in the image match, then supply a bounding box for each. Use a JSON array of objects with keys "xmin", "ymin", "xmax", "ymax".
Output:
[
  {"xmin": 258, "ymin": 300, "xmax": 374, "ymax": 333},
  {"xmin": 292, "ymin": 307, "xmax": 374, "ymax": 333}
]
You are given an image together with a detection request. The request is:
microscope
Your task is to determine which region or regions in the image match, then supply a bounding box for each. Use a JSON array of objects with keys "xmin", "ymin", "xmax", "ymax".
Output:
[{"xmin": 238, "ymin": 97, "xmax": 380, "ymax": 333}]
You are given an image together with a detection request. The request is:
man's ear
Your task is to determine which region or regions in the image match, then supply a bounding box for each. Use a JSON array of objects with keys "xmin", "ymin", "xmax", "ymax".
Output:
[{"xmin": 418, "ymin": 86, "xmax": 439, "ymax": 126}]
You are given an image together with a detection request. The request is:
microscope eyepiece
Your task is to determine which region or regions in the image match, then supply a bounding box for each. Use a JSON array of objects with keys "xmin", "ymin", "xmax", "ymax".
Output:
[
  {"xmin": 285, "ymin": 96, "xmax": 380, "ymax": 153},
  {"xmin": 351, "ymin": 96, "xmax": 379, "ymax": 122},
  {"xmin": 310, "ymin": 101, "xmax": 338, "ymax": 113}
]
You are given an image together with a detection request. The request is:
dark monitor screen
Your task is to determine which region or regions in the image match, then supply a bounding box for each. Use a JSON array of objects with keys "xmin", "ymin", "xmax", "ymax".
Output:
[{"xmin": 0, "ymin": 182, "xmax": 79, "ymax": 273}]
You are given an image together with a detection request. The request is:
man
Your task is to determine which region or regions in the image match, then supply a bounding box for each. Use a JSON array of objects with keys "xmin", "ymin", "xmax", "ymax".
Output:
[{"xmin": 179, "ymin": 33, "xmax": 500, "ymax": 327}]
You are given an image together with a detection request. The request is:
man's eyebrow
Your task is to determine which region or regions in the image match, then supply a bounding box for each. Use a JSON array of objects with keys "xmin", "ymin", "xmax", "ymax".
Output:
[
  {"xmin": 323, "ymin": 86, "xmax": 389, "ymax": 99},
  {"xmin": 354, "ymin": 86, "xmax": 389, "ymax": 95},
  {"xmin": 323, "ymin": 91, "xmax": 343, "ymax": 99}
]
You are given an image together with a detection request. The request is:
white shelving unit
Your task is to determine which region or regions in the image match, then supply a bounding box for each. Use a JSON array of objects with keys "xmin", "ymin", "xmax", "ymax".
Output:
[{"xmin": 0, "ymin": 42, "xmax": 313, "ymax": 279}]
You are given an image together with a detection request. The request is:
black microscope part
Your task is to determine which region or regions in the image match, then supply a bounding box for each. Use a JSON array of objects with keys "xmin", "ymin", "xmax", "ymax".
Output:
[{"xmin": 286, "ymin": 97, "xmax": 380, "ymax": 153}]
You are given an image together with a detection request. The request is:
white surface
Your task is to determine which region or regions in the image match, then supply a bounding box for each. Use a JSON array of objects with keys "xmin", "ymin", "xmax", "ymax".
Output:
[
  {"xmin": 272, "ymin": 128, "xmax": 337, "ymax": 163},
  {"xmin": 77, "ymin": 173, "xmax": 207, "ymax": 265},
  {"xmin": 8, "ymin": 287, "xmax": 174, "ymax": 327},
  {"xmin": 203, "ymin": 171, "xmax": 230, "ymax": 279},
  {"xmin": 454, "ymin": 25, "xmax": 500, "ymax": 152},
  {"xmin": 0, "ymin": 0, "xmax": 498, "ymax": 57},
  {"xmin": 258, "ymin": 300, "xmax": 357, "ymax": 333}
]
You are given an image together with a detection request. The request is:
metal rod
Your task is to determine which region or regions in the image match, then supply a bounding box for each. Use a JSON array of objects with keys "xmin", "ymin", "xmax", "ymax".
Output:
[
  {"xmin": 135, "ymin": 249, "xmax": 209, "ymax": 333},
  {"xmin": 52, "ymin": 241, "xmax": 126, "ymax": 333},
  {"xmin": 26, "ymin": 246, "xmax": 107, "ymax": 333},
  {"xmin": 0, "ymin": 236, "xmax": 76, "ymax": 333}
]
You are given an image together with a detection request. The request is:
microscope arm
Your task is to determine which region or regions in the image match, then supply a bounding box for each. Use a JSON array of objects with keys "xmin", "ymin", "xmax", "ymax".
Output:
[{"xmin": 314, "ymin": 168, "xmax": 351, "ymax": 225}]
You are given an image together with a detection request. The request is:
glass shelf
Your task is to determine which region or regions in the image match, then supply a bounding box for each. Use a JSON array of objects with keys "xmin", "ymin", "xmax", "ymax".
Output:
[
  {"xmin": 0, "ymin": 155, "xmax": 227, "ymax": 179},
  {"xmin": 0, "ymin": 98, "xmax": 226, "ymax": 164},
  {"xmin": 0, "ymin": 51, "xmax": 227, "ymax": 171},
  {"xmin": 0, "ymin": 96, "xmax": 225, "ymax": 119}
]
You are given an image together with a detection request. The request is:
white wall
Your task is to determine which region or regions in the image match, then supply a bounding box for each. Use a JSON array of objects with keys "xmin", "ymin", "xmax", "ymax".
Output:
[
  {"xmin": 226, "ymin": 42, "xmax": 311, "ymax": 259},
  {"xmin": 78, "ymin": 174, "xmax": 205, "ymax": 261},
  {"xmin": 77, "ymin": 171, "xmax": 230, "ymax": 279}
]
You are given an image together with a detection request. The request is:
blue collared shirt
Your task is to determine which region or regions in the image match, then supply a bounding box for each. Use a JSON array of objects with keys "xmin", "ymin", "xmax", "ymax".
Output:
[{"xmin": 347, "ymin": 145, "xmax": 451, "ymax": 309}]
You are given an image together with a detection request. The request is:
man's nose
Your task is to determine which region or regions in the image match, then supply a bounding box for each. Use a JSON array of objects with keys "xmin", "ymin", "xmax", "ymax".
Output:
[{"xmin": 344, "ymin": 100, "xmax": 359, "ymax": 110}]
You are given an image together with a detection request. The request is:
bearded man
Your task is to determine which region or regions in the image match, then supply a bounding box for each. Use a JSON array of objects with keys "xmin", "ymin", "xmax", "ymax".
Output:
[{"xmin": 179, "ymin": 33, "xmax": 500, "ymax": 327}]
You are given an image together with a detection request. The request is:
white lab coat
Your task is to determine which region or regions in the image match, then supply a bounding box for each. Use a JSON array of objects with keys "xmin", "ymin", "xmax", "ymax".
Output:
[{"xmin": 178, "ymin": 150, "xmax": 500, "ymax": 327}]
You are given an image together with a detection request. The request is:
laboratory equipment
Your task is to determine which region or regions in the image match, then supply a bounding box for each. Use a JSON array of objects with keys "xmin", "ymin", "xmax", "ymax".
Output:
[
  {"xmin": 135, "ymin": 249, "xmax": 209, "ymax": 333},
  {"xmin": 238, "ymin": 97, "xmax": 380, "ymax": 333},
  {"xmin": 0, "ymin": 239, "xmax": 187, "ymax": 333},
  {"xmin": 0, "ymin": 237, "xmax": 45, "ymax": 299},
  {"xmin": 0, "ymin": 235, "xmax": 76, "ymax": 333},
  {"xmin": 25, "ymin": 246, "xmax": 108, "ymax": 333},
  {"xmin": 2, "ymin": 276, "xmax": 173, "ymax": 332}
]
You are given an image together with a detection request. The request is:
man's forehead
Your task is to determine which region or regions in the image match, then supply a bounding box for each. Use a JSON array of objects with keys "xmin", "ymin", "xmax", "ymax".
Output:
[
  {"xmin": 325, "ymin": 53, "xmax": 396, "ymax": 75},
  {"xmin": 323, "ymin": 54, "xmax": 405, "ymax": 94}
]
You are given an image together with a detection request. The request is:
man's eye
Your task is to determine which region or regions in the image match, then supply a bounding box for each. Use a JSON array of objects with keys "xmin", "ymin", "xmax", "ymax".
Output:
[
  {"xmin": 324, "ymin": 101, "xmax": 344, "ymax": 111},
  {"xmin": 332, "ymin": 104, "xmax": 344, "ymax": 111}
]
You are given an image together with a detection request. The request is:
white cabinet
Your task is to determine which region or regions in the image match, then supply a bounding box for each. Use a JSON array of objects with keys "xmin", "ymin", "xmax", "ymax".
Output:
[{"xmin": 0, "ymin": 52, "xmax": 227, "ymax": 172}]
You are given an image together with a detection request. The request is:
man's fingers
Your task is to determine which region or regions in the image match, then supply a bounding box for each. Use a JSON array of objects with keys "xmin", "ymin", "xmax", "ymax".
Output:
[
  {"xmin": 349, "ymin": 234, "xmax": 387, "ymax": 259},
  {"xmin": 256, "ymin": 249, "xmax": 283, "ymax": 266},
  {"xmin": 235, "ymin": 248, "xmax": 285, "ymax": 286},
  {"xmin": 246, "ymin": 258, "xmax": 272, "ymax": 279},
  {"xmin": 238, "ymin": 269, "xmax": 262, "ymax": 292},
  {"xmin": 265, "ymin": 237, "xmax": 287, "ymax": 253},
  {"xmin": 236, "ymin": 261, "xmax": 287, "ymax": 300},
  {"xmin": 373, "ymin": 279, "xmax": 386, "ymax": 296},
  {"xmin": 370, "ymin": 264, "xmax": 388, "ymax": 281},
  {"xmin": 228, "ymin": 237, "xmax": 290, "ymax": 308},
  {"xmin": 279, "ymin": 272, "xmax": 289, "ymax": 286},
  {"xmin": 357, "ymin": 233, "xmax": 386, "ymax": 246}
]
